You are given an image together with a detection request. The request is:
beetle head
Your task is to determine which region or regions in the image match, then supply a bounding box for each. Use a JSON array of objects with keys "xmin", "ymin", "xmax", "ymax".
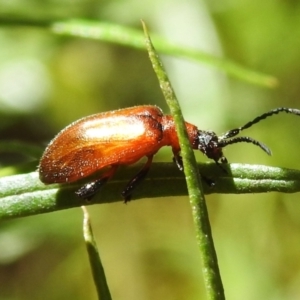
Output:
[
  {"xmin": 196, "ymin": 130, "xmax": 227, "ymax": 163},
  {"xmin": 196, "ymin": 129, "xmax": 271, "ymax": 164}
]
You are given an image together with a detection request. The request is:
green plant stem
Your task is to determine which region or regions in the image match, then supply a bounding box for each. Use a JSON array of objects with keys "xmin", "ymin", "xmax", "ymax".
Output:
[
  {"xmin": 82, "ymin": 206, "xmax": 112, "ymax": 300},
  {"xmin": 142, "ymin": 21, "xmax": 224, "ymax": 299},
  {"xmin": 1, "ymin": 163, "xmax": 300, "ymax": 220},
  {"xmin": 0, "ymin": 17, "xmax": 276, "ymax": 87}
]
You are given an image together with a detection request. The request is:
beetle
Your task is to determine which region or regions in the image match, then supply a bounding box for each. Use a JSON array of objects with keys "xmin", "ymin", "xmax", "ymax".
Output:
[{"xmin": 39, "ymin": 105, "xmax": 300, "ymax": 202}]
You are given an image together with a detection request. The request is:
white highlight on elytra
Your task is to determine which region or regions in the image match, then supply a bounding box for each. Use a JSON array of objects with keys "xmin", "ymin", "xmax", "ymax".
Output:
[{"xmin": 83, "ymin": 117, "xmax": 145, "ymax": 141}]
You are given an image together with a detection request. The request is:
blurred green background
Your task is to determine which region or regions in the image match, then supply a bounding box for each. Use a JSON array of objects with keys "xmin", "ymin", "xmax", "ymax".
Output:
[{"xmin": 1, "ymin": 1, "xmax": 300, "ymax": 299}]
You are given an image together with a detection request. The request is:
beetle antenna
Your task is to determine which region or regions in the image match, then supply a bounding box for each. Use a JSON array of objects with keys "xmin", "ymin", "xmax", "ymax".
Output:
[
  {"xmin": 221, "ymin": 107, "xmax": 300, "ymax": 139},
  {"xmin": 219, "ymin": 136, "xmax": 272, "ymax": 155}
]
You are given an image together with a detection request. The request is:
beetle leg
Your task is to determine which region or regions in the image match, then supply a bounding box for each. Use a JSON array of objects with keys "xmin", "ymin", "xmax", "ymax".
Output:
[
  {"xmin": 173, "ymin": 154, "xmax": 183, "ymax": 171},
  {"xmin": 173, "ymin": 150, "xmax": 216, "ymax": 187},
  {"xmin": 172, "ymin": 148, "xmax": 183, "ymax": 171},
  {"xmin": 213, "ymin": 159, "xmax": 228, "ymax": 173},
  {"xmin": 121, "ymin": 156, "xmax": 153, "ymax": 203},
  {"xmin": 75, "ymin": 166, "xmax": 118, "ymax": 201}
]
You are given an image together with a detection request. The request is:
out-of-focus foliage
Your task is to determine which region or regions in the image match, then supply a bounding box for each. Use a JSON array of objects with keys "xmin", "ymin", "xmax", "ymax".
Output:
[{"xmin": 1, "ymin": 1, "xmax": 300, "ymax": 299}]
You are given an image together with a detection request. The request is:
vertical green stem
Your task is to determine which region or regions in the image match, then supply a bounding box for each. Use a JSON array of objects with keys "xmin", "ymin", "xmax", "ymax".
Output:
[
  {"xmin": 82, "ymin": 206, "xmax": 112, "ymax": 300},
  {"xmin": 142, "ymin": 21, "xmax": 225, "ymax": 299}
]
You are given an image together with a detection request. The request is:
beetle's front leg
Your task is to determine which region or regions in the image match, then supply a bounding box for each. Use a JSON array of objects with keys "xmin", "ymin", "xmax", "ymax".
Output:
[{"xmin": 172, "ymin": 148, "xmax": 183, "ymax": 171}]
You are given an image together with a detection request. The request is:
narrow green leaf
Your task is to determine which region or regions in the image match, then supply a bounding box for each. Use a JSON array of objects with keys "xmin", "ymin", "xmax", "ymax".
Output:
[
  {"xmin": 51, "ymin": 19, "xmax": 277, "ymax": 87},
  {"xmin": 0, "ymin": 164, "xmax": 300, "ymax": 220},
  {"xmin": 0, "ymin": 17, "xmax": 276, "ymax": 87},
  {"xmin": 82, "ymin": 206, "xmax": 112, "ymax": 300},
  {"xmin": 142, "ymin": 21, "xmax": 225, "ymax": 300}
]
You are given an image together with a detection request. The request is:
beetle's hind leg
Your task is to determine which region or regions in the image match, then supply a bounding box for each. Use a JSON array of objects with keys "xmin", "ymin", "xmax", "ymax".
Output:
[
  {"xmin": 75, "ymin": 166, "xmax": 118, "ymax": 201},
  {"xmin": 121, "ymin": 156, "xmax": 153, "ymax": 203}
]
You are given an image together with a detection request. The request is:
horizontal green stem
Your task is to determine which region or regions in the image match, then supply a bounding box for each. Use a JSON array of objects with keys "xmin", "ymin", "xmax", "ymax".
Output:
[{"xmin": 0, "ymin": 163, "xmax": 299, "ymax": 220}]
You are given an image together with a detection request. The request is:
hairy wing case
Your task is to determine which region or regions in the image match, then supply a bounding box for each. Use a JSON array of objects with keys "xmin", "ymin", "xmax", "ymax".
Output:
[{"xmin": 39, "ymin": 112, "xmax": 163, "ymax": 183}]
